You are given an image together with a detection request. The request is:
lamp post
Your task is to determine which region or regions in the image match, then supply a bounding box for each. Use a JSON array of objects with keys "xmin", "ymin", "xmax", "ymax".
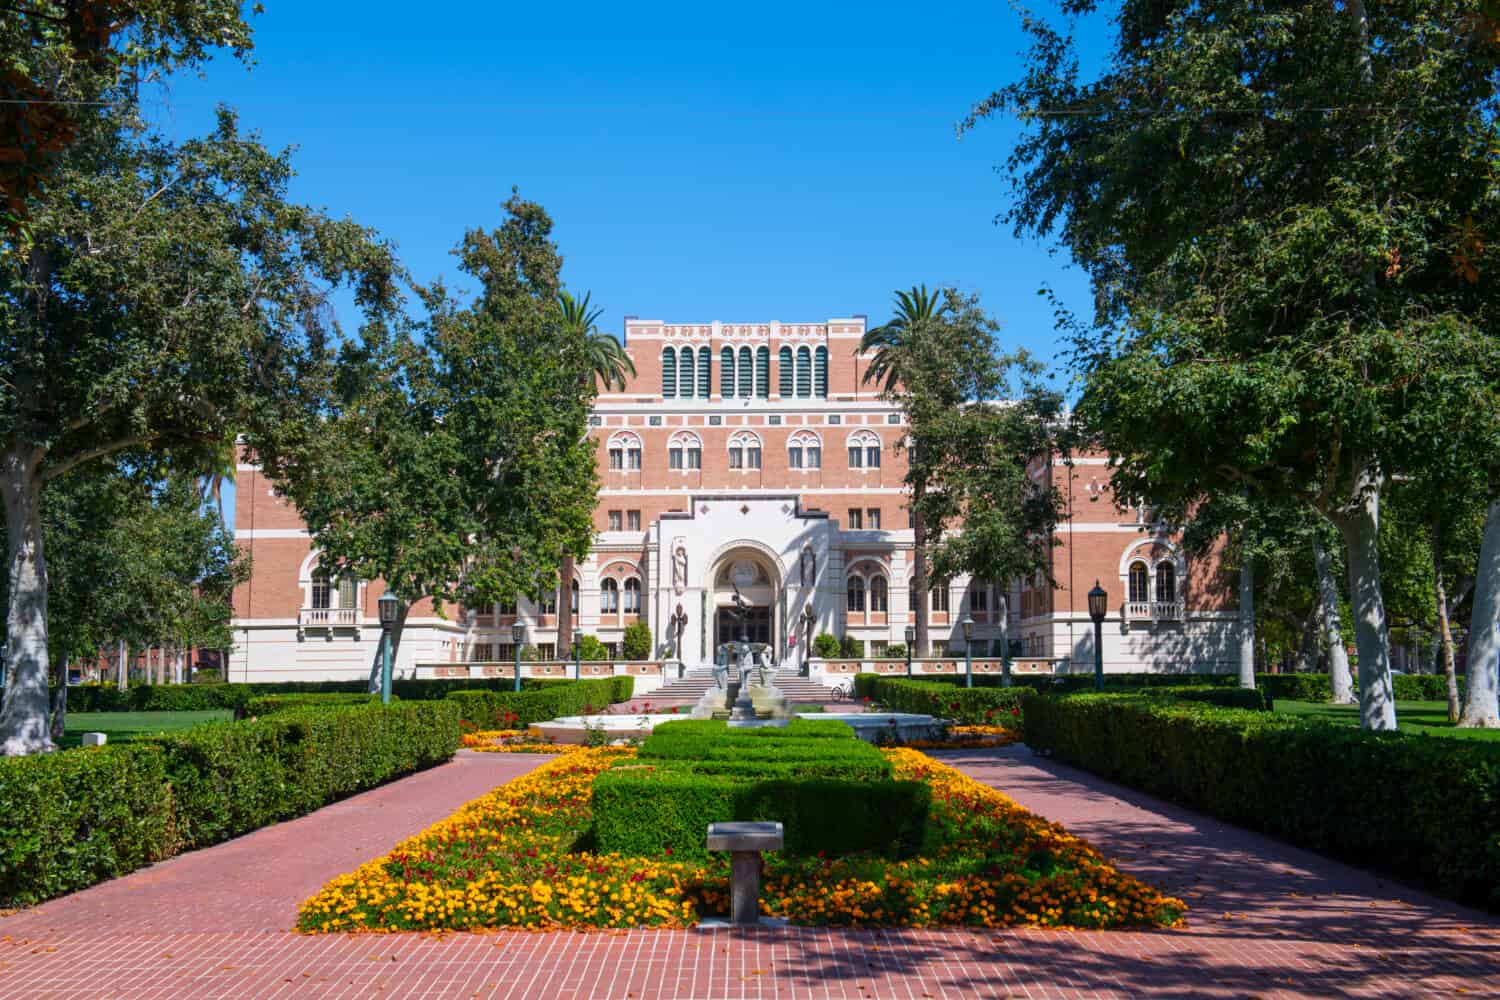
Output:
[
  {"xmin": 800, "ymin": 604, "xmax": 816, "ymax": 677},
  {"xmin": 573, "ymin": 628, "xmax": 582, "ymax": 681},
  {"xmin": 1087, "ymin": 581, "xmax": 1108, "ymax": 691},
  {"xmin": 671, "ymin": 604, "xmax": 689, "ymax": 678},
  {"xmin": 377, "ymin": 592, "xmax": 400, "ymax": 705},
  {"xmin": 961, "ymin": 615, "xmax": 976, "ymax": 688},
  {"xmin": 511, "ymin": 620, "xmax": 526, "ymax": 693},
  {"xmin": 904, "ymin": 624, "xmax": 915, "ymax": 677}
]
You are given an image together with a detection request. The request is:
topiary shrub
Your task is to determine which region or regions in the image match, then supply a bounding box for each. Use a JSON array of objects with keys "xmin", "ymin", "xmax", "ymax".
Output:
[
  {"xmin": 812, "ymin": 632, "xmax": 842, "ymax": 658},
  {"xmin": 839, "ymin": 635, "xmax": 865, "ymax": 659},
  {"xmin": 575, "ymin": 634, "xmax": 611, "ymax": 661},
  {"xmin": 622, "ymin": 621, "xmax": 652, "ymax": 661}
]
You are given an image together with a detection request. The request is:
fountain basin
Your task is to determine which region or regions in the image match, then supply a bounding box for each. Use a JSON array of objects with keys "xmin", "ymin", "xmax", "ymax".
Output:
[{"xmin": 528, "ymin": 711, "xmax": 942, "ymax": 745}]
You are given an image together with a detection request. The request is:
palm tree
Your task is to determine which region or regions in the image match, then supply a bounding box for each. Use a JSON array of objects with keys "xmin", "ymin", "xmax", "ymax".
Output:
[
  {"xmin": 553, "ymin": 290, "xmax": 635, "ymax": 658},
  {"xmin": 860, "ymin": 285, "xmax": 944, "ymax": 657},
  {"xmin": 558, "ymin": 290, "xmax": 636, "ymax": 392}
]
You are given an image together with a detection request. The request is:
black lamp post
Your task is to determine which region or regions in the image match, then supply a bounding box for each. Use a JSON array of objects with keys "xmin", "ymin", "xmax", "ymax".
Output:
[
  {"xmin": 904, "ymin": 624, "xmax": 915, "ymax": 677},
  {"xmin": 800, "ymin": 604, "xmax": 816, "ymax": 677},
  {"xmin": 1087, "ymin": 581, "xmax": 1108, "ymax": 691},
  {"xmin": 573, "ymin": 628, "xmax": 582, "ymax": 681},
  {"xmin": 511, "ymin": 620, "xmax": 526, "ymax": 693},
  {"xmin": 377, "ymin": 591, "xmax": 400, "ymax": 705},
  {"xmin": 961, "ymin": 614, "xmax": 976, "ymax": 688}
]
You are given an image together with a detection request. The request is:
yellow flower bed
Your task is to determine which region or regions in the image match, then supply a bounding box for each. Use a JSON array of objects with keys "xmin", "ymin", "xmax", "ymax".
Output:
[
  {"xmin": 298, "ymin": 747, "xmax": 1183, "ymax": 933},
  {"xmin": 902, "ymin": 724, "xmax": 1022, "ymax": 750},
  {"xmin": 460, "ymin": 729, "xmax": 581, "ymax": 754}
]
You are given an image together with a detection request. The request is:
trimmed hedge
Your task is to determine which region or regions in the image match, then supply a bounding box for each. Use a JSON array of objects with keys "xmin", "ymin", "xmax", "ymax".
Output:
[
  {"xmin": 592, "ymin": 720, "xmax": 930, "ymax": 860},
  {"xmin": 1022, "ymin": 694, "xmax": 1500, "ymax": 911},
  {"xmin": 444, "ymin": 676, "xmax": 633, "ymax": 727},
  {"xmin": 858, "ymin": 677, "xmax": 1031, "ymax": 724},
  {"xmin": 0, "ymin": 700, "xmax": 462, "ymax": 907},
  {"xmin": 1137, "ymin": 685, "xmax": 1268, "ymax": 711},
  {"xmin": 242, "ymin": 692, "xmax": 382, "ymax": 717}
]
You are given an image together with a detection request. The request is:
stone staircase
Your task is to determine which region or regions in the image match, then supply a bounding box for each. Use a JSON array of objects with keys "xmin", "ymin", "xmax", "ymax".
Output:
[{"xmin": 646, "ymin": 666, "xmax": 842, "ymax": 704}]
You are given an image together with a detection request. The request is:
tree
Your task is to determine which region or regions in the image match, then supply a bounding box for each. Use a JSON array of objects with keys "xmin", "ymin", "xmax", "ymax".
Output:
[
  {"xmin": 551, "ymin": 289, "xmax": 632, "ymax": 659},
  {"xmin": 860, "ymin": 285, "xmax": 946, "ymax": 656},
  {"xmin": 972, "ymin": 0, "xmax": 1500, "ymax": 729},
  {"xmin": 0, "ymin": 104, "xmax": 397, "ymax": 753},
  {"xmin": 0, "ymin": 0, "xmax": 257, "ymax": 223},
  {"xmin": 622, "ymin": 621, "xmax": 652, "ymax": 662},
  {"xmin": 258, "ymin": 195, "xmax": 599, "ymax": 688}
]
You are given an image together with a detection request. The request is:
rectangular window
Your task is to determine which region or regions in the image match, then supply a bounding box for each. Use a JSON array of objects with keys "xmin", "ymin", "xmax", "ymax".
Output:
[
  {"xmin": 768, "ymin": 414, "xmax": 782, "ymax": 425},
  {"xmin": 627, "ymin": 448, "xmax": 641, "ymax": 470},
  {"xmin": 729, "ymin": 448, "xmax": 743, "ymax": 470},
  {"xmin": 471, "ymin": 643, "xmax": 494, "ymax": 662},
  {"xmin": 687, "ymin": 448, "xmax": 701, "ymax": 469},
  {"xmin": 971, "ymin": 586, "xmax": 990, "ymax": 612},
  {"xmin": 887, "ymin": 413, "xmax": 901, "ymax": 424},
  {"xmin": 311, "ymin": 577, "xmax": 331, "ymax": 610},
  {"xmin": 624, "ymin": 584, "xmax": 641, "ymax": 614},
  {"xmin": 608, "ymin": 448, "xmax": 623, "ymax": 470},
  {"xmin": 866, "ymin": 446, "xmax": 881, "ymax": 468},
  {"xmin": 627, "ymin": 510, "xmax": 641, "ymax": 531},
  {"xmin": 847, "ymin": 508, "xmax": 863, "ymax": 529},
  {"xmin": 807, "ymin": 447, "xmax": 821, "ymax": 469},
  {"xmin": 607, "ymin": 510, "xmax": 622, "ymax": 531},
  {"xmin": 496, "ymin": 643, "xmax": 515, "ymax": 662},
  {"xmin": 669, "ymin": 448, "xmax": 683, "ymax": 470},
  {"xmin": 788, "ymin": 446, "xmax": 802, "ymax": 469},
  {"xmin": 866, "ymin": 508, "xmax": 881, "ymax": 530},
  {"xmin": 828, "ymin": 414, "xmax": 842, "ymax": 425},
  {"xmin": 649, "ymin": 415, "xmax": 662, "ymax": 426},
  {"xmin": 338, "ymin": 576, "xmax": 357, "ymax": 609},
  {"xmin": 588, "ymin": 415, "xmax": 603, "ymax": 426},
  {"xmin": 747, "ymin": 447, "xmax": 761, "ymax": 469},
  {"xmin": 848, "ymin": 447, "xmax": 863, "ymax": 469},
  {"xmin": 709, "ymin": 415, "xmax": 723, "ymax": 426}
]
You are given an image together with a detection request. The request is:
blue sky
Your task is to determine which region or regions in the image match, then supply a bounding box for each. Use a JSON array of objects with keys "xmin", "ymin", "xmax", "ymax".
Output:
[{"xmin": 145, "ymin": 0, "xmax": 1111, "ymax": 383}]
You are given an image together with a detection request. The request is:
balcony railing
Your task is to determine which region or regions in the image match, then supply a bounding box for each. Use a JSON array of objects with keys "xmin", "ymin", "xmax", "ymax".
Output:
[
  {"xmin": 299, "ymin": 607, "xmax": 360, "ymax": 628},
  {"xmin": 1126, "ymin": 601, "xmax": 1184, "ymax": 622}
]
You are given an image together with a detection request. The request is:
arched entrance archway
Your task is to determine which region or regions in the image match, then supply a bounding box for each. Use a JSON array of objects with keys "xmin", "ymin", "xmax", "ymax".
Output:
[{"xmin": 708, "ymin": 547, "xmax": 783, "ymax": 652}]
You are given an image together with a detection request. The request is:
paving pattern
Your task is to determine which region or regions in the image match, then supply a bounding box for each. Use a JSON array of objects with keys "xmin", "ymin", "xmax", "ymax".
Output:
[{"xmin": 1, "ymin": 747, "xmax": 1496, "ymax": 999}]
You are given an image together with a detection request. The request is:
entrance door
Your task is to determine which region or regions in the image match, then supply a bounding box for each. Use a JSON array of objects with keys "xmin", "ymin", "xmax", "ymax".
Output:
[{"xmin": 715, "ymin": 606, "xmax": 771, "ymax": 648}]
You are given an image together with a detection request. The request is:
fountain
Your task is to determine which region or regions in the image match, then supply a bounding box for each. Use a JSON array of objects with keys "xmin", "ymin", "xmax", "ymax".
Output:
[{"xmin": 690, "ymin": 584, "xmax": 791, "ymax": 726}]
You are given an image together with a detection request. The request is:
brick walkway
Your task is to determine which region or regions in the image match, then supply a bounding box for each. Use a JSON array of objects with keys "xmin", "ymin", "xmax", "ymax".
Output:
[{"xmin": 1, "ymin": 747, "xmax": 1496, "ymax": 998}]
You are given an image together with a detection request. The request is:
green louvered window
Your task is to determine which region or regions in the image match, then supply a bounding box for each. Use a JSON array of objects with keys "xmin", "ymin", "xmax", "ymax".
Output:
[
  {"xmin": 814, "ymin": 346, "xmax": 828, "ymax": 397},
  {"xmin": 796, "ymin": 346, "xmax": 811, "ymax": 397},
  {"xmin": 778, "ymin": 346, "xmax": 793, "ymax": 396},
  {"xmin": 698, "ymin": 347, "xmax": 711, "ymax": 397},
  {"xmin": 679, "ymin": 348, "xmax": 694, "ymax": 398},
  {"xmin": 737, "ymin": 346, "xmax": 752, "ymax": 397},
  {"xmin": 755, "ymin": 346, "xmax": 770, "ymax": 398},
  {"xmin": 721, "ymin": 347, "xmax": 735, "ymax": 397},
  {"xmin": 662, "ymin": 347, "xmax": 676, "ymax": 397}
]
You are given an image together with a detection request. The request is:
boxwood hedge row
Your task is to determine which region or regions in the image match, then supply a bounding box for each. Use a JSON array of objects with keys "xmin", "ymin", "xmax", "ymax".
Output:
[
  {"xmin": 852, "ymin": 676, "xmax": 1031, "ymax": 723},
  {"xmin": 1023, "ymin": 694, "xmax": 1500, "ymax": 911},
  {"xmin": 0, "ymin": 700, "xmax": 461, "ymax": 908},
  {"xmin": 444, "ymin": 676, "xmax": 633, "ymax": 727}
]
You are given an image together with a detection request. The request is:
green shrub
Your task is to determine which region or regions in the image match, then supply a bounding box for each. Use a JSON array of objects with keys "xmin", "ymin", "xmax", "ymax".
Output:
[
  {"xmin": 882, "ymin": 643, "xmax": 907, "ymax": 660},
  {"xmin": 866, "ymin": 677, "xmax": 1031, "ymax": 724},
  {"xmin": 0, "ymin": 700, "xmax": 461, "ymax": 908},
  {"xmin": 851, "ymin": 673, "xmax": 881, "ymax": 699},
  {"xmin": 0, "ymin": 743, "xmax": 174, "ymax": 907},
  {"xmin": 1256, "ymin": 673, "xmax": 1332, "ymax": 702},
  {"xmin": 622, "ymin": 622, "xmax": 652, "ymax": 661},
  {"xmin": 839, "ymin": 635, "xmax": 865, "ymax": 658},
  {"xmin": 445, "ymin": 677, "xmax": 629, "ymax": 727},
  {"xmin": 1136, "ymin": 685, "xmax": 1268, "ymax": 711},
  {"xmin": 812, "ymin": 633, "xmax": 842, "ymax": 658},
  {"xmin": 575, "ymin": 634, "xmax": 611, "ymax": 661},
  {"xmin": 1022, "ymin": 694, "xmax": 1500, "ymax": 911}
]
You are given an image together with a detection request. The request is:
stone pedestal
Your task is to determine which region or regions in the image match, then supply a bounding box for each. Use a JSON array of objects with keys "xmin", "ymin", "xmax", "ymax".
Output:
[{"xmin": 706, "ymin": 821, "xmax": 784, "ymax": 926}]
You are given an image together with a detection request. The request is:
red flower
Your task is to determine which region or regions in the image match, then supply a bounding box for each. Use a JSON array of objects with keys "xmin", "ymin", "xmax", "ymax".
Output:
[{"xmin": 664, "ymin": 847, "xmax": 673, "ymax": 856}]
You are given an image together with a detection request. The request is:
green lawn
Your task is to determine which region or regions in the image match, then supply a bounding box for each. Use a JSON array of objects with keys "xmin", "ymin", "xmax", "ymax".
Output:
[
  {"xmin": 1274, "ymin": 699, "xmax": 1500, "ymax": 742},
  {"xmin": 59, "ymin": 710, "xmax": 232, "ymax": 749}
]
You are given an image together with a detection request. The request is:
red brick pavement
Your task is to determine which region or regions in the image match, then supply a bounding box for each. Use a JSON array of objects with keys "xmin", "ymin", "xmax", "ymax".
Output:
[{"xmin": 0, "ymin": 746, "xmax": 1496, "ymax": 999}]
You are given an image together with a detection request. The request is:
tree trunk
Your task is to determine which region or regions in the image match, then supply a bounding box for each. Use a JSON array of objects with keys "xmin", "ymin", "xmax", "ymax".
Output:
[
  {"xmin": 996, "ymin": 591, "xmax": 1011, "ymax": 687},
  {"xmin": 1314, "ymin": 534, "xmax": 1356, "ymax": 704},
  {"xmin": 1432, "ymin": 526, "xmax": 1461, "ymax": 723},
  {"xmin": 557, "ymin": 554, "xmax": 575, "ymax": 660},
  {"xmin": 1331, "ymin": 469, "xmax": 1397, "ymax": 731},
  {"xmin": 1458, "ymin": 499, "xmax": 1500, "ymax": 728},
  {"xmin": 116, "ymin": 638, "xmax": 127, "ymax": 691},
  {"xmin": 913, "ymin": 493, "xmax": 930, "ymax": 657},
  {"xmin": 0, "ymin": 447, "xmax": 55, "ymax": 754},
  {"xmin": 1237, "ymin": 552, "xmax": 1255, "ymax": 688},
  {"xmin": 50, "ymin": 655, "xmax": 67, "ymax": 743}
]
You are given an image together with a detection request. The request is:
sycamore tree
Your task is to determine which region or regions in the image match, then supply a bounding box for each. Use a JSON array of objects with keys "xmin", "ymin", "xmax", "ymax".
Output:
[
  {"xmin": 970, "ymin": 0, "xmax": 1500, "ymax": 730},
  {"xmin": 256, "ymin": 196, "xmax": 599, "ymax": 686},
  {"xmin": 0, "ymin": 105, "xmax": 398, "ymax": 753}
]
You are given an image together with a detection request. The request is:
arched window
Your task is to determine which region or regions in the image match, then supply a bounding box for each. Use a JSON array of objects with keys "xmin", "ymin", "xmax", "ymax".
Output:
[
  {"xmin": 310, "ymin": 573, "xmax": 332, "ymax": 610},
  {"xmin": 930, "ymin": 579, "xmax": 950, "ymax": 613},
  {"xmin": 870, "ymin": 575, "xmax": 889, "ymax": 613},
  {"xmin": 570, "ymin": 579, "xmax": 580, "ymax": 613},
  {"xmin": 1155, "ymin": 562, "xmax": 1177, "ymax": 604},
  {"xmin": 679, "ymin": 348, "xmax": 694, "ymax": 398},
  {"xmin": 787, "ymin": 430, "xmax": 821, "ymax": 470},
  {"xmin": 814, "ymin": 346, "xmax": 828, "ymax": 397},
  {"xmin": 1128, "ymin": 561, "xmax": 1149, "ymax": 604},
  {"xmin": 755, "ymin": 346, "xmax": 770, "ymax": 398},
  {"xmin": 728, "ymin": 430, "xmax": 762, "ymax": 471},
  {"xmin": 847, "ymin": 431, "xmax": 881, "ymax": 470},
  {"xmin": 662, "ymin": 347, "xmax": 676, "ymax": 397},
  {"xmin": 778, "ymin": 346, "xmax": 793, "ymax": 396},
  {"xmin": 600, "ymin": 577, "xmax": 619, "ymax": 613},
  {"xmin": 721, "ymin": 346, "xmax": 735, "ymax": 396},
  {"xmin": 624, "ymin": 577, "xmax": 641, "ymax": 614},
  {"xmin": 847, "ymin": 575, "xmax": 866, "ymax": 612},
  {"xmin": 737, "ymin": 346, "xmax": 753, "ymax": 397},
  {"xmin": 697, "ymin": 346, "xmax": 711, "ymax": 397},
  {"xmin": 796, "ymin": 346, "xmax": 812, "ymax": 397},
  {"xmin": 668, "ymin": 431, "xmax": 702, "ymax": 471},
  {"xmin": 540, "ymin": 584, "xmax": 558, "ymax": 615},
  {"xmin": 608, "ymin": 431, "xmax": 642, "ymax": 471}
]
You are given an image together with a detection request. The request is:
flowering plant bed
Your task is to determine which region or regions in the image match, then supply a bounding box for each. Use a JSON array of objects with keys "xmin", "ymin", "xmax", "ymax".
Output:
[
  {"xmin": 459, "ymin": 730, "xmax": 578, "ymax": 754},
  {"xmin": 298, "ymin": 747, "xmax": 1184, "ymax": 932},
  {"xmin": 902, "ymin": 724, "xmax": 1023, "ymax": 750}
]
